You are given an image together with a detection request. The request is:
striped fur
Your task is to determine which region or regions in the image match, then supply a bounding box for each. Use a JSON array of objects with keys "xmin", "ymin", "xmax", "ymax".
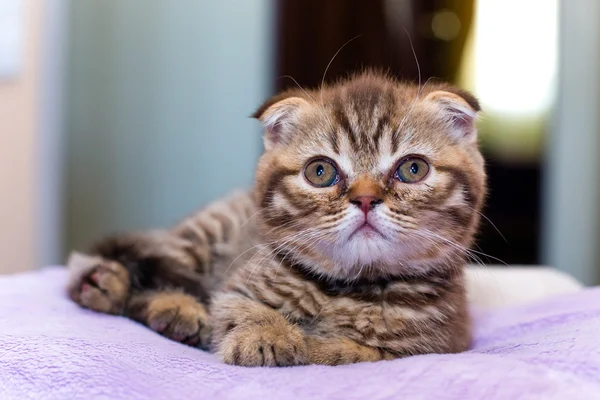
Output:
[{"xmin": 67, "ymin": 72, "xmax": 486, "ymax": 366}]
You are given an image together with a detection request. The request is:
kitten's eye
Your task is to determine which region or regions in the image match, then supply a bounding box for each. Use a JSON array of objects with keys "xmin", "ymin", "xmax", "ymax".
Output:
[
  {"xmin": 396, "ymin": 157, "xmax": 430, "ymax": 183},
  {"xmin": 304, "ymin": 159, "xmax": 339, "ymax": 187}
]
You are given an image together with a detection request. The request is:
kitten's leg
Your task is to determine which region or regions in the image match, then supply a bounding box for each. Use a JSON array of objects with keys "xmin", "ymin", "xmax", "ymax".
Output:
[
  {"xmin": 67, "ymin": 231, "xmax": 208, "ymax": 314},
  {"xmin": 306, "ymin": 336, "xmax": 396, "ymax": 365},
  {"xmin": 127, "ymin": 291, "xmax": 210, "ymax": 348},
  {"xmin": 67, "ymin": 191, "xmax": 256, "ymax": 346},
  {"xmin": 67, "ymin": 241, "xmax": 212, "ymax": 347},
  {"xmin": 68, "ymin": 248, "xmax": 210, "ymax": 347},
  {"xmin": 211, "ymin": 293, "xmax": 308, "ymax": 367}
]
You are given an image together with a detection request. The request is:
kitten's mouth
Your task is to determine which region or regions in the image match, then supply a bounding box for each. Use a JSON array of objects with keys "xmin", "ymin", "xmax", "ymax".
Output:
[{"xmin": 349, "ymin": 221, "xmax": 384, "ymax": 240}]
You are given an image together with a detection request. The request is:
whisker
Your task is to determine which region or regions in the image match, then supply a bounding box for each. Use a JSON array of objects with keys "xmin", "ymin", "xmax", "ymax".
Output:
[
  {"xmin": 318, "ymin": 34, "xmax": 364, "ymax": 143},
  {"xmin": 319, "ymin": 34, "xmax": 364, "ymax": 108},
  {"xmin": 468, "ymin": 206, "xmax": 508, "ymax": 244},
  {"xmin": 239, "ymin": 209, "xmax": 263, "ymax": 228},
  {"xmin": 392, "ymin": 30, "xmax": 439, "ymax": 144},
  {"xmin": 246, "ymin": 229, "xmax": 329, "ymax": 283},
  {"xmin": 417, "ymin": 229, "xmax": 511, "ymax": 268},
  {"xmin": 405, "ymin": 27, "xmax": 421, "ymax": 94},
  {"xmin": 225, "ymin": 224, "xmax": 318, "ymax": 274}
]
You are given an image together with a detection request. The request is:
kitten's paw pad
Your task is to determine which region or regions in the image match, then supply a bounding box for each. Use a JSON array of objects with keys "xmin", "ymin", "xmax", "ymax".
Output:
[
  {"xmin": 68, "ymin": 259, "xmax": 129, "ymax": 315},
  {"xmin": 219, "ymin": 323, "xmax": 307, "ymax": 367},
  {"xmin": 146, "ymin": 293, "xmax": 210, "ymax": 348}
]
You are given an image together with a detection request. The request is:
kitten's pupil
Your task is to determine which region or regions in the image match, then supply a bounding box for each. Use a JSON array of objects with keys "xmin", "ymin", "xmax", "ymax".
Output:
[
  {"xmin": 410, "ymin": 163, "xmax": 419, "ymax": 175},
  {"xmin": 316, "ymin": 164, "xmax": 324, "ymax": 177}
]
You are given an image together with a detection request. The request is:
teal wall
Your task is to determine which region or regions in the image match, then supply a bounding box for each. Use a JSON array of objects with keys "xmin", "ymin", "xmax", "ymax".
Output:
[{"xmin": 66, "ymin": 0, "xmax": 272, "ymax": 252}]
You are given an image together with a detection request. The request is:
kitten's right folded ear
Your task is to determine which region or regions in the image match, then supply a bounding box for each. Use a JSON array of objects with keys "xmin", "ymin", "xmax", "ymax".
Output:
[{"xmin": 252, "ymin": 91, "xmax": 310, "ymax": 151}]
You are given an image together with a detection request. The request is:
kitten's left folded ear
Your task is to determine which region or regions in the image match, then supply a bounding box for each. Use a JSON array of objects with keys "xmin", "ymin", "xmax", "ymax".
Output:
[{"xmin": 424, "ymin": 88, "xmax": 481, "ymax": 143}]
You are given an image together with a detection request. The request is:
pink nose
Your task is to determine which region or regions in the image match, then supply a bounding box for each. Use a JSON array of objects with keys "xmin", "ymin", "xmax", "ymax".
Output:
[{"xmin": 350, "ymin": 195, "xmax": 383, "ymax": 215}]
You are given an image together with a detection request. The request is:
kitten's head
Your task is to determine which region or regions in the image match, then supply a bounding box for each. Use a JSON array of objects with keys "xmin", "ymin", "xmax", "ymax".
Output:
[{"xmin": 253, "ymin": 72, "xmax": 486, "ymax": 280}]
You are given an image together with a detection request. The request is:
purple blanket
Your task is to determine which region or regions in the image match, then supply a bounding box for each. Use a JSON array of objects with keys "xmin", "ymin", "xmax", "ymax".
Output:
[{"xmin": 1, "ymin": 268, "xmax": 599, "ymax": 399}]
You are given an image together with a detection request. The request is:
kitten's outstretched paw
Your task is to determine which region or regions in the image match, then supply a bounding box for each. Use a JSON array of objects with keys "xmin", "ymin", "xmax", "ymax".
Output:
[
  {"xmin": 218, "ymin": 323, "xmax": 308, "ymax": 367},
  {"xmin": 67, "ymin": 254, "xmax": 130, "ymax": 315},
  {"xmin": 144, "ymin": 292, "xmax": 211, "ymax": 348}
]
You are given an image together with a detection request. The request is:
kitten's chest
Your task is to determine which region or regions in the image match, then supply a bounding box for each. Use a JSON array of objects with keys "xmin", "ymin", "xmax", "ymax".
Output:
[
  {"xmin": 256, "ymin": 279, "xmax": 400, "ymax": 339},
  {"xmin": 315, "ymin": 292, "xmax": 434, "ymax": 345},
  {"xmin": 317, "ymin": 297, "xmax": 392, "ymax": 338},
  {"xmin": 252, "ymin": 266, "xmax": 435, "ymax": 339},
  {"xmin": 245, "ymin": 260, "xmax": 450, "ymax": 347}
]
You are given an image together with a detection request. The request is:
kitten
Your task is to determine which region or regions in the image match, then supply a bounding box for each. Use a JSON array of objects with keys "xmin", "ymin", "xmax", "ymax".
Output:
[{"xmin": 67, "ymin": 71, "xmax": 486, "ymax": 366}]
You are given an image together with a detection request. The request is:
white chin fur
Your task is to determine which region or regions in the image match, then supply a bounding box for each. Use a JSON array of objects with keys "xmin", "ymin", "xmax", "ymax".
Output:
[
  {"xmin": 340, "ymin": 234, "xmax": 395, "ymax": 265},
  {"xmin": 320, "ymin": 233, "xmax": 405, "ymax": 278},
  {"xmin": 320, "ymin": 212, "xmax": 395, "ymax": 271}
]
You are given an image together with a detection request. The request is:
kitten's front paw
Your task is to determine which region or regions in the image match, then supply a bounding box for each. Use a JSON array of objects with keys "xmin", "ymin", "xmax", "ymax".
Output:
[
  {"xmin": 68, "ymin": 258, "xmax": 129, "ymax": 315},
  {"xmin": 218, "ymin": 323, "xmax": 307, "ymax": 367},
  {"xmin": 145, "ymin": 292, "xmax": 211, "ymax": 348},
  {"xmin": 307, "ymin": 337, "xmax": 388, "ymax": 365}
]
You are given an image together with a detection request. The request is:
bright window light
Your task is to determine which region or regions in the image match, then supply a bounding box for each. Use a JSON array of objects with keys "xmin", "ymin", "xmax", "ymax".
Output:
[{"xmin": 473, "ymin": 0, "xmax": 558, "ymax": 115}]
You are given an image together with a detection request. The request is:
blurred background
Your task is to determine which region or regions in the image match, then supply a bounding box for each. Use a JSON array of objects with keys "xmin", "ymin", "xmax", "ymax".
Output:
[{"xmin": 1, "ymin": 0, "xmax": 598, "ymax": 284}]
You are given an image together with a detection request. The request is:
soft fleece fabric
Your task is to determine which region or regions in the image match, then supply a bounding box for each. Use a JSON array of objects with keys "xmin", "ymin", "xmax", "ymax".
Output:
[{"xmin": 0, "ymin": 267, "xmax": 599, "ymax": 400}]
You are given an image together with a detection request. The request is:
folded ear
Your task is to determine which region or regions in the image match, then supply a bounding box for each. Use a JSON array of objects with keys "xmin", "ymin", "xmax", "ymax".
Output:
[
  {"xmin": 253, "ymin": 92, "xmax": 310, "ymax": 150},
  {"xmin": 424, "ymin": 88, "xmax": 481, "ymax": 143}
]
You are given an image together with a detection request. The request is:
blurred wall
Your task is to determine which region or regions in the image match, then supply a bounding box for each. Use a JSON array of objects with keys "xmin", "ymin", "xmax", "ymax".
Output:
[
  {"xmin": 38, "ymin": 0, "xmax": 68, "ymax": 267},
  {"xmin": 0, "ymin": 2, "xmax": 40, "ymax": 273},
  {"xmin": 542, "ymin": 0, "xmax": 600, "ymax": 285},
  {"xmin": 66, "ymin": 0, "xmax": 272, "ymax": 253}
]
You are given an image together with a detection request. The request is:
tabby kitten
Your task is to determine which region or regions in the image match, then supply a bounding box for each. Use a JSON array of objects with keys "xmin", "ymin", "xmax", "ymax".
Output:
[{"xmin": 67, "ymin": 72, "xmax": 486, "ymax": 366}]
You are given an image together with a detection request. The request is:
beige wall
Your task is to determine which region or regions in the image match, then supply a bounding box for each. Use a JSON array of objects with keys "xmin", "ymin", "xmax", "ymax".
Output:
[{"xmin": 0, "ymin": 2, "xmax": 41, "ymax": 273}]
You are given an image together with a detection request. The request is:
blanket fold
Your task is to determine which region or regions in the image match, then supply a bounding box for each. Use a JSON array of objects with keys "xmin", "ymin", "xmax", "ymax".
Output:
[{"xmin": 0, "ymin": 268, "xmax": 598, "ymax": 400}]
